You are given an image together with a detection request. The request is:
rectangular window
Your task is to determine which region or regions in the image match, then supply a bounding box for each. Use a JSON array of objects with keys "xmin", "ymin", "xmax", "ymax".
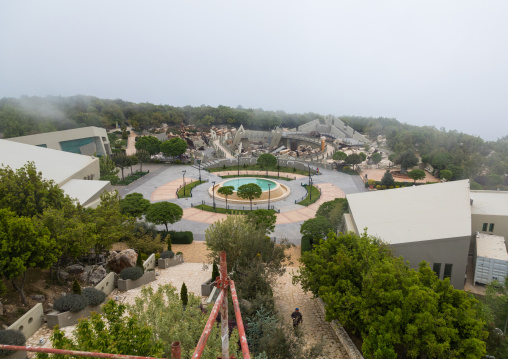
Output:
[
  {"xmin": 489, "ymin": 223, "xmax": 495, "ymax": 232},
  {"xmin": 433, "ymin": 263, "xmax": 441, "ymax": 278},
  {"xmin": 444, "ymin": 264, "xmax": 453, "ymax": 279},
  {"xmin": 482, "ymin": 223, "xmax": 488, "ymax": 231}
]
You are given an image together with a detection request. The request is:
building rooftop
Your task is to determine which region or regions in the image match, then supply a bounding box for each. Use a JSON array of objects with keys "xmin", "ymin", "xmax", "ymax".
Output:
[
  {"xmin": 476, "ymin": 233, "xmax": 508, "ymax": 261},
  {"xmin": 346, "ymin": 180, "xmax": 472, "ymax": 244},
  {"xmin": 470, "ymin": 190, "xmax": 508, "ymax": 216},
  {"xmin": 60, "ymin": 179, "xmax": 110, "ymax": 206},
  {"xmin": 0, "ymin": 139, "xmax": 97, "ymax": 185}
]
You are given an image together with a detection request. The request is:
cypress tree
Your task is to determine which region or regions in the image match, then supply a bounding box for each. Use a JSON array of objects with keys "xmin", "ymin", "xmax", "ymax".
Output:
[
  {"xmin": 167, "ymin": 235, "xmax": 172, "ymax": 252},
  {"xmin": 136, "ymin": 253, "xmax": 145, "ymax": 273},
  {"xmin": 72, "ymin": 279, "xmax": 82, "ymax": 295},
  {"xmin": 180, "ymin": 282, "xmax": 188, "ymax": 307},
  {"xmin": 211, "ymin": 262, "xmax": 220, "ymax": 282}
]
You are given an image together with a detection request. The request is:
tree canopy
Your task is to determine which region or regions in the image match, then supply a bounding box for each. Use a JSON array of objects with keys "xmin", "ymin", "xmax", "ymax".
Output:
[
  {"xmin": 257, "ymin": 153, "xmax": 277, "ymax": 173},
  {"xmin": 145, "ymin": 202, "xmax": 183, "ymax": 231},
  {"xmin": 394, "ymin": 149, "xmax": 418, "ymax": 174},
  {"xmin": 345, "ymin": 153, "xmax": 363, "ymax": 169},
  {"xmin": 160, "ymin": 137, "xmax": 188, "ymax": 158},
  {"xmin": 120, "ymin": 193, "xmax": 151, "ymax": 218},
  {"xmin": 332, "ymin": 151, "xmax": 347, "ymax": 161},
  {"xmin": 407, "ymin": 169, "xmax": 426, "ymax": 184},
  {"xmin": 300, "ymin": 216, "xmax": 333, "ymax": 240},
  {"xmin": 246, "ymin": 209, "xmax": 277, "ymax": 234},
  {"xmin": 135, "ymin": 135, "xmax": 161, "ymax": 155},
  {"xmin": 237, "ymin": 183, "xmax": 262, "ymax": 210},
  {"xmin": 295, "ymin": 231, "xmax": 488, "ymax": 358},
  {"xmin": 217, "ymin": 185, "xmax": 234, "ymax": 209}
]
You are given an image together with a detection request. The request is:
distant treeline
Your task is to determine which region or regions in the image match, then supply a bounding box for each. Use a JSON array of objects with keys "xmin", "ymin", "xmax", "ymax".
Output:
[{"xmin": 1, "ymin": 95, "xmax": 507, "ymax": 188}]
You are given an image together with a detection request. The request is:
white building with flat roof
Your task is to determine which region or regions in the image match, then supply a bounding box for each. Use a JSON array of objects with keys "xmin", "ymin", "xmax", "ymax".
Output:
[
  {"xmin": 0, "ymin": 139, "xmax": 111, "ymax": 208},
  {"xmin": 470, "ymin": 190, "xmax": 508, "ymax": 249},
  {"xmin": 6, "ymin": 126, "xmax": 112, "ymax": 156},
  {"xmin": 344, "ymin": 180, "xmax": 472, "ymax": 289}
]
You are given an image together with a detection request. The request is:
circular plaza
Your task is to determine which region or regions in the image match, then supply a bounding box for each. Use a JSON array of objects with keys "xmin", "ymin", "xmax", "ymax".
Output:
[{"xmin": 209, "ymin": 177, "xmax": 291, "ymax": 204}]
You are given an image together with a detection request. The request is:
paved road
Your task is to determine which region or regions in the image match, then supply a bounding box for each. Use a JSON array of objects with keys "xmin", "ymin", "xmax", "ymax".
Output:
[{"xmin": 117, "ymin": 164, "xmax": 367, "ymax": 243}]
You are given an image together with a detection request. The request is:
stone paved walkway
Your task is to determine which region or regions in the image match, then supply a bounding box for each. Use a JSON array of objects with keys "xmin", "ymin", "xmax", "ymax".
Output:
[
  {"xmin": 151, "ymin": 177, "xmax": 197, "ymax": 201},
  {"xmin": 274, "ymin": 268, "xmax": 348, "ymax": 358}
]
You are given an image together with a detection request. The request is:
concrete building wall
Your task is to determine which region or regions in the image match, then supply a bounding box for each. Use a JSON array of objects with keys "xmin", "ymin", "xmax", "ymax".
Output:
[
  {"xmin": 391, "ymin": 236, "xmax": 470, "ymax": 289},
  {"xmin": 472, "ymin": 213, "xmax": 508, "ymax": 248},
  {"xmin": 61, "ymin": 158, "xmax": 100, "ymax": 184},
  {"xmin": 7, "ymin": 126, "xmax": 111, "ymax": 156}
]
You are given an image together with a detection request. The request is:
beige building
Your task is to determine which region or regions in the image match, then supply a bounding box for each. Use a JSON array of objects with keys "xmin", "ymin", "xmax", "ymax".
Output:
[
  {"xmin": 7, "ymin": 126, "xmax": 112, "ymax": 156},
  {"xmin": 0, "ymin": 139, "xmax": 111, "ymax": 208},
  {"xmin": 344, "ymin": 180, "xmax": 472, "ymax": 289},
  {"xmin": 470, "ymin": 190, "xmax": 508, "ymax": 249}
]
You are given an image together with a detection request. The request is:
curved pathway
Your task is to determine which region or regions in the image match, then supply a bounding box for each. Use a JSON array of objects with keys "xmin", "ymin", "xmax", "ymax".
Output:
[
  {"xmin": 151, "ymin": 177, "xmax": 198, "ymax": 201},
  {"xmin": 212, "ymin": 170, "xmax": 307, "ymax": 180}
]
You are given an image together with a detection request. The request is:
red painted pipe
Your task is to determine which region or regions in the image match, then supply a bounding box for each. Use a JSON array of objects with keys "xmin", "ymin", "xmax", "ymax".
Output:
[
  {"xmin": 230, "ymin": 280, "xmax": 251, "ymax": 359},
  {"xmin": 191, "ymin": 288, "xmax": 225, "ymax": 359},
  {"xmin": 0, "ymin": 345, "xmax": 164, "ymax": 359},
  {"xmin": 171, "ymin": 341, "xmax": 181, "ymax": 359}
]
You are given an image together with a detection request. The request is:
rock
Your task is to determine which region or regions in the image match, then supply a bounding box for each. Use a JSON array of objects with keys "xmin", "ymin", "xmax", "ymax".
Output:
[
  {"xmin": 1, "ymin": 324, "xmax": 8, "ymax": 330},
  {"xmin": 80, "ymin": 265, "xmax": 107, "ymax": 285},
  {"xmin": 88, "ymin": 266, "xmax": 107, "ymax": 285},
  {"xmin": 58, "ymin": 271, "xmax": 70, "ymax": 281},
  {"xmin": 107, "ymin": 249, "xmax": 137, "ymax": 273},
  {"xmin": 31, "ymin": 295, "xmax": 45, "ymax": 302},
  {"xmin": 66, "ymin": 264, "xmax": 84, "ymax": 275}
]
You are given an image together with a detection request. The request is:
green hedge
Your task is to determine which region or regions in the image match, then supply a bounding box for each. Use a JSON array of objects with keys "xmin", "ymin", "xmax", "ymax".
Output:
[
  {"xmin": 301, "ymin": 235, "xmax": 313, "ymax": 254},
  {"xmin": 159, "ymin": 231, "xmax": 194, "ymax": 244}
]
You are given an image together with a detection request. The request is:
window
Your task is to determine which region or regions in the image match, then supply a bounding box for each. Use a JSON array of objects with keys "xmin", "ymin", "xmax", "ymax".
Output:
[
  {"xmin": 433, "ymin": 263, "xmax": 441, "ymax": 278},
  {"xmin": 482, "ymin": 223, "xmax": 488, "ymax": 231},
  {"xmin": 444, "ymin": 264, "xmax": 453, "ymax": 279},
  {"xmin": 489, "ymin": 223, "xmax": 495, "ymax": 232}
]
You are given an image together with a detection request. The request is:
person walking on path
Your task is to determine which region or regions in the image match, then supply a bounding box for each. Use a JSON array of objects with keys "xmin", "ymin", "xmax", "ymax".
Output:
[{"xmin": 291, "ymin": 308, "xmax": 303, "ymax": 328}]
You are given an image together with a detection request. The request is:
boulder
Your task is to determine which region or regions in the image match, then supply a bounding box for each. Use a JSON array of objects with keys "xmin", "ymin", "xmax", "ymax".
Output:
[
  {"xmin": 107, "ymin": 249, "xmax": 137, "ymax": 273},
  {"xmin": 88, "ymin": 266, "xmax": 107, "ymax": 285},
  {"xmin": 66, "ymin": 264, "xmax": 84, "ymax": 275},
  {"xmin": 58, "ymin": 271, "xmax": 70, "ymax": 281},
  {"xmin": 79, "ymin": 265, "xmax": 107, "ymax": 285},
  {"xmin": 31, "ymin": 295, "xmax": 46, "ymax": 302}
]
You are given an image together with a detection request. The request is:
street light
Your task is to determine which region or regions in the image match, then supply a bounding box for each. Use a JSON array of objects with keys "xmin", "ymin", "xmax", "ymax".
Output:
[
  {"xmin": 212, "ymin": 181, "xmax": 216, "ymax": 210},
  {"xmin": 237, "ymin": 153, "xmax": 241, "ymax": 177},
  {"xmin": 308, "ymin": 165, "xmax": 311, "ymax": 187},
  {"xmin": 277, "ymin": 157, "xmax": 280, "ymax": 178},
  {"xmin": 309, "ymin": 176, "xmax": 313, "ymax": 202},
  {"xmin": 197, "ymin": 159, "xmax": 202, "ymax": 182},
  {"xmin": 267, "ymin": 183, "xmax": 272, "ymax": 210},
  {"xmin": 182, "ymin": 170, "xmax": 186, "ymax": 196}
]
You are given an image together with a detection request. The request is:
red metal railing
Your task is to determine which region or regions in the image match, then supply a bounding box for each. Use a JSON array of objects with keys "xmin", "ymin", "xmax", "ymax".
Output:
[{"xmin": 1, "ymin": 251, "xmax": 250, "ymax": 359}]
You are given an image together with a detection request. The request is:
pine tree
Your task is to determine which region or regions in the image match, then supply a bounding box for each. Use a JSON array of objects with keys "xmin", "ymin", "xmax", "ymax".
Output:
[
  {"xmin": 72, "ymin": 279, "xmax": 82, "ymax": 295},
  {"xmin": 180, "ymin": 282, "xmax": 188, "ymax": 307}
]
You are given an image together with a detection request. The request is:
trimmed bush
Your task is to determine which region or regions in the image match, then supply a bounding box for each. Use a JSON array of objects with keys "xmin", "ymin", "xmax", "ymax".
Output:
[
  {"xmin": 0, "ymin": 330, "xmax": 26, "ymax": 356},
  {"xmin": 211, "ymin": 262, "xmax": 220, "ymax": 281},
  {"xmin": 119, "ymin": 267, "xmax": 144, "ymax": 281},
  {"xmin": 301, "ymin": 235, "xmax": 313, "ymax": 254},
  {"xmin": 160, "ymin": 251, "xmax": 175, "ymax": 259},
  {"xmin": 167, "ymin": 231, "xmax": 193, "ymax": 244},
  {"xmin": 176, "ymin": 251, "xmax": 183, "ymax": 255},
  {"xmin": 82, "ymin": 287, "xmax": 107, "ymax": 306},
  {"xmin": 53, "ymin": 293, "xmax": 88, "ymax": 313}
]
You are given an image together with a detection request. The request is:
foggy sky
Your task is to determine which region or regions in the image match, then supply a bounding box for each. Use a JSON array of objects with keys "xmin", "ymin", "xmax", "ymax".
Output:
[{"xmin": 1, "ymin": 1, "xmax": 507, "ymax": 140}]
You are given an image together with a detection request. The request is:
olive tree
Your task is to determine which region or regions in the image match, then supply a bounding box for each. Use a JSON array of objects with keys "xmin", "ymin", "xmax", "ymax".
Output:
[
  {"xmin": 237, "ymin": 183, "xmax": 262, "ymax": 211},
  {"xmin": 146, "ymin": 202, "xmax": 183, "ymax": 231}
]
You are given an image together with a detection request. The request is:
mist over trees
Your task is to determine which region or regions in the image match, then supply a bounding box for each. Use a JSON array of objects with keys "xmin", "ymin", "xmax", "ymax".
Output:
[{"xmin": 1, "ymin": 96, "xmax": 507, "ymax": 188}]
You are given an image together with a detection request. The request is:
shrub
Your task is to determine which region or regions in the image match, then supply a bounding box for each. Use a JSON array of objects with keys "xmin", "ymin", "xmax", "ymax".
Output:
[
  {"xmin": 223, "ymin": 164, "xmax": 226, "ymax": 169},
  {"xmin": 174, "ymin": 159, "xmax": 182, "ymax": 164},
  {"xmin": 53, "ymin": 293, "xmax": 88, "ymax": 313},
  {"xmin": 72, "ymin": 279, "xmax": 82, "ymax": 295},
  {"xmin": 167, "ymin": 235, "xmax": 172, "ymax": 251},
  {"xmin": 376, "ymin": 185, "xmax": 381, "ymax": 190},
  {"xmin": 82, "ymin": 287, "xmax": 106, "ymax": 306},
  {"xmin": 176, "ymin": 251, "xmax": 183, "ymax": 255},
  {"xmin": 160, "ymin": 251, "xmax": 175, "ymax": 259},
  {"xmin": 166, "ymin": 231, "xmax": 193, "ymax": 244},
  {"xmin": 0, "ymin": 330, "xmax": 26, "ymax": 356},
  {"xmin": 343, "ymin": 166, "xmax": 350, "ymax": 171},
  {"xmin": 301, "ymin": 235, "xmax": 313, "ymax": 253},
  {"xmin": 120, "ymin": 267, "xmax": 144, "ymax": 281}
]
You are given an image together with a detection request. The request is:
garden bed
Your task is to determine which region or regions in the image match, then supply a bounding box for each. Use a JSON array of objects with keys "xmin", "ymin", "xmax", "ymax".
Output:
[
  {"xmin": 117, "ymin": 271, "xmax": 156, "ymax": 292},
  {"xmin": 297, "ymin": 185, "xmax": 320, "ymax": 206},
  {"xmin": 46, "ymin": 304, "xmax": 102, "ymax": 329},
  {"xmin": 158, "ymin": 255, "xmax": 184, "ymax": 269}
]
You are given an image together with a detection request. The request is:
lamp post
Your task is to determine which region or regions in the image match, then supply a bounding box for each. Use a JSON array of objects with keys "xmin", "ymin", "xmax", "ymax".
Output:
[
  {"xmin": 309, "ymin": 176, "xmax": 313, "ymax": 202},
  {"xmin": 182, "ymin": 170, "xmax": 186, "ymax": 196},
  {"xmin": 267, "ymin": 183, "xmax": 271, "ymax": 210},
  {"xmin": 308, "ymin": 165, "xmax": 311, "ymax": 187},
  {"xmin": 197, "ymin": 159, "xmax": 202, "ymax": 182},
  {"xmin": 212, "ymin": 181, "xmax": 216, "ymax": 210},
  {"xmin": 237, "ymin": 153, "xmax": 241, "ymax": 177},
  {"xmin": 277, "ymin": 157, "xmax": 280, "ymax": 178}
]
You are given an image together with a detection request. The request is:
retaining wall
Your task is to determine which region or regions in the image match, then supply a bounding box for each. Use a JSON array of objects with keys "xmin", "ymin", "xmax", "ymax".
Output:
[
  {"xmin": 143, "ymin": 253, "xmax": 156, "ymax": 271},
  {"xmin": 94, "ymin": 272, "xmax": 115, "ymax": 296},
  {"xmin": 117, "ymin": 271, "xmax": 156, "ymax": 292},
  {"xmin": 7, "ymin": 303, "xmax": 44, "ymax": 340}
]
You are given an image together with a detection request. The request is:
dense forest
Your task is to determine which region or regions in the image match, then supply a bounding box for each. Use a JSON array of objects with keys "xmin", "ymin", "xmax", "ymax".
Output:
[{"xmin": 1, "ymin": 95, "xmax": 507, "ymax": 189}]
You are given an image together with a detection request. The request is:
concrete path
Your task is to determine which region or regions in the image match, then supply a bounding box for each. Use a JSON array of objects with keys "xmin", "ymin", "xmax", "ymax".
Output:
[
  {"xmin": 125, "ymin": 130, "xmax": 137, "ymax": 156},
  {"xmin": 274, "ymin": 268, "xmax": 349, "ymax": 358},
  {"xmin": 214, "ymin": 139, "xmax": 233, "ymax": 158},
  {"xmin": 212, "ymin": 170, "xmax": 307, "ymax": 180},
  {"xmin": 151, "ymin": 177, "xmax": 198, "ymax": 201}
]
